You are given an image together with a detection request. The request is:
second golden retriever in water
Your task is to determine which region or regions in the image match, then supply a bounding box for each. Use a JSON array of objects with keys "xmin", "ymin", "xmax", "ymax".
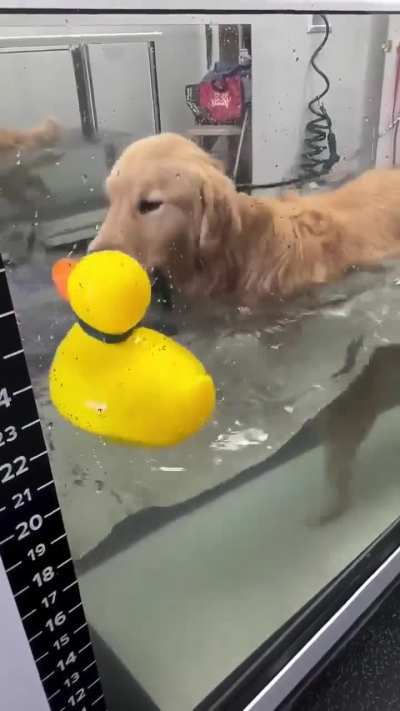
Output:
[{"xmin": 90, "ymin": 132, "xmax": 400, "ymax": 304}]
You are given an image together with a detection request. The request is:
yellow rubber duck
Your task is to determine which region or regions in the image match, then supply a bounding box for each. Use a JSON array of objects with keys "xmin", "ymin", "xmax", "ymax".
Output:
[{"xmin": 49, "ymin": 251, "xmax": 216, "ymax": 447}]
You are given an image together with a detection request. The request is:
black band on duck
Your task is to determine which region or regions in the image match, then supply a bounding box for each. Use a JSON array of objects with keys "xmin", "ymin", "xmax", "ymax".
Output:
[{"xmin": 77, "ymin": 317, "xmax": 134, "ymax": 344}]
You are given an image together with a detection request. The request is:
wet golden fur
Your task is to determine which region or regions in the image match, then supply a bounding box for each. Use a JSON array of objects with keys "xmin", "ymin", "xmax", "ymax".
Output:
[{"xmin": 90, "ymin": 132, "xmax": 400, "ymax": 304}]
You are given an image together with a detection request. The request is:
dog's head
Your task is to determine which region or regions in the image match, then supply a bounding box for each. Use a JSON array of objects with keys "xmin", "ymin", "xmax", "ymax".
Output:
[{"xmin": 89, "ymin": 133, "xmax": 241, "ymax": 294}]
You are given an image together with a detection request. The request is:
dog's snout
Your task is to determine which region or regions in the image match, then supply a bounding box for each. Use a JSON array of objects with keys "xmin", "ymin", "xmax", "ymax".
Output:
[
  {"xmin": 87, "ymin": 240, "xmax": 98, "ymax": 254},
  {"xmin": 87, "ymin": 226, "xmax": 127, "ymax": 254},
  {"xmin": 87, "ymin": 240, "xmax": 115, "ymax": 254},
  {"xmin": 87, "ymin": 235, "xmax": 147, "ymax": 268}
]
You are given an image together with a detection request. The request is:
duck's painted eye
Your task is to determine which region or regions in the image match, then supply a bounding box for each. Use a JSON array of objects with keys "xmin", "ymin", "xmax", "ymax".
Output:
[{"xmin": 138, "ymin": 199, "xmax": 163, "ymax": 215}]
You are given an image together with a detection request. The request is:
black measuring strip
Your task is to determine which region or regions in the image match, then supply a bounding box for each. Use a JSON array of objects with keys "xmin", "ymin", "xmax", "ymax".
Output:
[{"xmin": 0, "ymin": 256, "xmax": 107, "ymax": 711}]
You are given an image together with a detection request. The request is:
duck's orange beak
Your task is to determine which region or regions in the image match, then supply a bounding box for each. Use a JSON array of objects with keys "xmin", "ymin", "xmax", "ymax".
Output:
[{"xmin": 52, "ymin": 257, "xmax": 80, "ymax": 301}]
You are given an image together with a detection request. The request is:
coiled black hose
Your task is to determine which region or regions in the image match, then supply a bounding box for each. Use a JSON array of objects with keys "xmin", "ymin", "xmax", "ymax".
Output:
[{"xmin": 299, "ymin": 14, "xmax": 340, "ymax": 182}]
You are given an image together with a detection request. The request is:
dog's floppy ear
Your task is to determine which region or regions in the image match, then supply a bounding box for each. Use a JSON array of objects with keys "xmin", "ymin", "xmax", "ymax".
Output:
[{"xmin": 199, "ymin": 167, "xmax": 241, "ymax": 254}]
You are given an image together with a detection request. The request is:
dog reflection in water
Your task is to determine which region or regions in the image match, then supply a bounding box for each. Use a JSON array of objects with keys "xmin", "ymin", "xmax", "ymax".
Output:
[
  {"xmin": 315, "ymin": 344, "xmax": 400, "ymax": 524},
  {"xmin": 0, "ymin": 116, "xmax": 61, "ymax": 157}
]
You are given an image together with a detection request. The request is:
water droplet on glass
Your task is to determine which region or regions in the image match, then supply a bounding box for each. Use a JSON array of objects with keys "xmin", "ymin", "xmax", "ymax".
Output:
[{"xmin": 284, "ymin": 405, "xmax": 294, "ymax": 414}]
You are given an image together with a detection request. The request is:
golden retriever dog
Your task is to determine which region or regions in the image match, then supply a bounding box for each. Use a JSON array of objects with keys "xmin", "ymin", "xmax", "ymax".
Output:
[
  {"xmin": 90, "ymin": 133, "xmax": 400, "ymax": 523},
  {"xmin": 89, "ymin": 132, "xmax": 400, "ymax": 306},
  {"xmin": 0, "ymin": 117, "xmax": 61, "ymax": 158}
]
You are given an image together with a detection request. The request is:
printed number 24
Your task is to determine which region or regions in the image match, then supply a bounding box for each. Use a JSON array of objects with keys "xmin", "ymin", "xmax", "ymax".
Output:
[{"xmin": 0, "ymin": 388, "xmax": 11, "ymax": 408}]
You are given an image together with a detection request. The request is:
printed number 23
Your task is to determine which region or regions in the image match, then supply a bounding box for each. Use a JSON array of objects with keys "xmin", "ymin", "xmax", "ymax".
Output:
[{"xmin": 0, "ymin": 426, "xmax": 17, "ymax": 447}]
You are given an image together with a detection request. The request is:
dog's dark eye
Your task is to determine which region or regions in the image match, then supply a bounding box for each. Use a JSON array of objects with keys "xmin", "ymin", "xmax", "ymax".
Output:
[{"xmin": 138, "ymin": 199, "xmax": 163, "ymax": 215}]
